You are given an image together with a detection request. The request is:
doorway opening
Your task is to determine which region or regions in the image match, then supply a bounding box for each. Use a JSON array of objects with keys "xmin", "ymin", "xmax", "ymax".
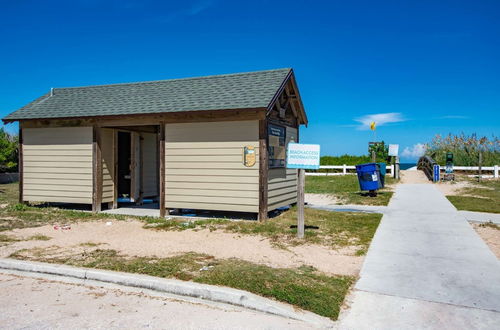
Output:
[{"xmin": 117, "ymin": 131, "xmax": 132, "ymax": 200}]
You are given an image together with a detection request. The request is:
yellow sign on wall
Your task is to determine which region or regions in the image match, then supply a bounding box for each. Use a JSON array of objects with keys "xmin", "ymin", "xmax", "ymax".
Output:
[{"xmin": 243, "ymin": 146, "xmax": 256, "ymax": 167}]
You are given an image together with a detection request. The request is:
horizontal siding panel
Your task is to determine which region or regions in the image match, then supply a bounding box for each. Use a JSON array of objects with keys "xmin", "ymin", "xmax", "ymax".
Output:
[
  {"xmin": 23, "ymin": 155, "xmax": 92, "ymax": 162},
  {"xmin": 164, "ymin": 121, "xmax": 259, "ymax": 212},
  {"xmin": 268, "ymin": 186, "xmax": 297, "ymax": 198},
  {"xmin": 23, "ymin": 127, "xmax": 92, "ymax": 145},
  {"xmin": 167, "ymin": 188, "xmax": 258, "ymax": 198},
  {"xmin": 24, "ymin": 167, "xmax": 92, "ymax": 174},
  {"xmin": 166, "ymin": 181, "xmax": 258, "ymax": 190},
  {"xmin": 166, "ymin": 141, "xmax": 260, "ymax": 149},
  {"xmin": 165, "ymin": 148, "xmax": 252, "ymax": 156},
  {"xmin": 269, "ymin": 198, "xmax": 297, "ymax": 210},
  {"xmin": 166, "ymin": 195, "xmax": 258, "ymax": 206},
  {"xmin": 165, "ymin": 202, "xmax": 258, "ymax": 213},
  {"xmin": 23, "ymin": 127, "xmax": 94, "ymax": 205},
  {"xmin": 23, "ymin": 161, "xmax": 92, "ymax": 168},
  {"xmin": 23, "ymin": 173, "xmax": 92, "ymax": 180},
  {"xmin": 23, "ymin": 144, "xmax": 92, "ymax": 151},
  {"xmin": 23, "ymin": 195, "xmax": 92, "ymax": 204},
  {"xmin": 24, "ymin": 185, "xmax": 93, "ymax": 193},
  {"xmin": 268, "ymin": 179, "xmax": 297, "ymax": 189},
  {"xmin": 269, "ymin": 192, "xmax": 297, "ymax": 205},
  {"xmin": 166, "ymin": 169, "xmax": 258, "ymax": 177},
  {"xmin": 166, "ymin": 175, "xmax": 257, "ymax": 184},
  {"xmin": 23, "ymin": 149, "xmax": 93, "ymax": 156},
  {"xmin": 166, "ymin": 155, "xmax": 258, "ymax": 162},
  {"xmin": 23, "ymin": 178, "xmax": 92, "ymax": 186},
  {"xmin": 166, "ymin": 162, "xmax": 255, "ymax": 169},
  {"xmin": 24, "ymin": 189, "xmax": 91, "ymax": 198},
  {"xmin": 166, "ymin": 121, "xmax": 258, "ymax": 142}
]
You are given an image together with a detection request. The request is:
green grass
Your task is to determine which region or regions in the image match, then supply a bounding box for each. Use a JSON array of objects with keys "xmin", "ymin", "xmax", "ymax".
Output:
[
  {"xmin": 0, "ymin": 234, "xmax": 19, "ymax": 243},
  {"xmin": 11, "ymin": 248, "xmax": 354, "ymax": 320},
  {"xmin": 145, "ymin": 207, "xmax": 382, "ymax": 255},
  {"xmin": 305, "ymin": 175, "xmax": 395, "ymax": 206},
  {"xmin": 0, "ymin": 183, "xmax": 160, "ymax": 232},
  {"xmin": 0, "ymin": 183, "xmax": 17, "ymax": 204},
  {"xmin": 0, "ymin": 183, "xmax": 381, "ymax": 254},
  {"xmin": 446, "ymin": 179, "xmax": 500, "ymax": 213}
]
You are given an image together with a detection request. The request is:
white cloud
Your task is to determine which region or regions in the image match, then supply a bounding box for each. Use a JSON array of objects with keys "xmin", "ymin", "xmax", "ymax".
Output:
[
  {"xmin": 402, "ymin": 143, "xmax": 427, "ymax": 159},
  {"xmin": 354, "ymin": 112, "xmax": 405, "ymax": 130}
]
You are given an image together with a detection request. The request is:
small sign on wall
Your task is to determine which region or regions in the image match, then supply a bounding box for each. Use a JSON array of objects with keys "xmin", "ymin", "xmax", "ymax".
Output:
[
  {"xmin": 286, "ymin": 143, "xmax": 320, "ymax": 170},
  {"xmin": 243, "ymin": 146, "xmax": 256, "ymax": 167}
]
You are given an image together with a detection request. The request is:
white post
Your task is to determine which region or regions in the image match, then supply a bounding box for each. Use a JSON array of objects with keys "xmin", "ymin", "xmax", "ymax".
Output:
[
  {"xmin": 343, "ymin": 164, "xmax": 347, "ymax": 175},
  {"xmin": 495, "ymin": 165, "xmax": 499, "ymax": 179}
]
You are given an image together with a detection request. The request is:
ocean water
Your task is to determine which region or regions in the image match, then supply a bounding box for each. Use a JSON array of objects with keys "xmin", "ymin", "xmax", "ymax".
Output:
[{"xmin": 400, "ymin": 163, "xmax": 416, "ymax": 170}]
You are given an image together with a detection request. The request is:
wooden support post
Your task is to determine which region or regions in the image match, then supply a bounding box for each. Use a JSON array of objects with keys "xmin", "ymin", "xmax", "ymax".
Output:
[
  {"xmin": 478, "ymin": 151, "xmax": 482, "ymax": 182},
  {"xmin": 297, "ymin": 168, "xmax": 305, "ymax": 239},
  {"xmin": 112, "ymin": 130, "xmax": 118, "ymax": 209},
  {"xmin": 18, "ymin": 125, "xmax": 23, "ymax": 204},
  {"xmin": 92, "ymin": 125, "xmax": 103, "ymax": 212},
  {"xmin": 258, "ymin": 119, "xmax": 268, "ymax": 222},
  {"xmin": 159, "ymin": 122, "xmax": 166, "ymax": 218}
]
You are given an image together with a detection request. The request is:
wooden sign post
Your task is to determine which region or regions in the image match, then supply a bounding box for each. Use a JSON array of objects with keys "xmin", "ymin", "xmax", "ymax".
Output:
[
  {"xmin": 286, "ymin": 143, "xmax": 320, "ymax": 239},
  {"xmin": 297, "ymin": 168, "xmax": 305, "ymax": 238}
]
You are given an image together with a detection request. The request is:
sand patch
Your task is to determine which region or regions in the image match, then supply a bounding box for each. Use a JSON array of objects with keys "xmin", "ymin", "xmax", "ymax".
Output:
[
  {"xmin": 472, "ymin": 223, "xmax": 500, "ymax": 259},
  {"xmin": 2, "ymin": 220, "xmax": 363, "ymax": 276},
  {"xmin": 400, "ymin": 170, "xmax": 430, "ymax": 184},
  {"xmin": 305, "ymin": 193, "xmax": 341, "ymax": 206}
]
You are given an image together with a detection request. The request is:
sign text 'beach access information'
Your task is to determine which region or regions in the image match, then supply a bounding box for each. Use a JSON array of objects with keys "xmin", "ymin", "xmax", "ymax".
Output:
[{"xmin": 286, "ymin": 143, "xmax": 320, "ymax": 170}]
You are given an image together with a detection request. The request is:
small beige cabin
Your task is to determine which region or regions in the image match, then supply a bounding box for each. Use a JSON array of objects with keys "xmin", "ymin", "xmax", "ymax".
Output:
[{"xmin": 3, "ymin": 68, "xmax": 308, "ymax": 220}]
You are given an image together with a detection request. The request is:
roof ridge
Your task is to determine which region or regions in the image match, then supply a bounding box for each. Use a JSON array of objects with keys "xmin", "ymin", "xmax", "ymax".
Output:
[{"xmin": 54, "ymin": 68, "xmax": 292, "ymax": 91}]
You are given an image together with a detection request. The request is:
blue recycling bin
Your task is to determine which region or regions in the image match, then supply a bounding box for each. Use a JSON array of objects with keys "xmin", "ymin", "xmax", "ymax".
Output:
[
  {"xmin": 377, "ymin": 162, "xmax": 386, "ymax": 188},
  {"xmin": 355, "ymin": 163, "xmax": 381, "ymax": 191}
]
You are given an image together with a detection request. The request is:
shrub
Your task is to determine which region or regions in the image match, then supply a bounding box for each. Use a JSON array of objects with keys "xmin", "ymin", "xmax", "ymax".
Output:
[
  {"xmin": 425, "ymin": 133, "xmax": 500, "ymax": 166},
  {"xmin": 0, "ymin": 127, "xmax": 18, "ymax": 172}
]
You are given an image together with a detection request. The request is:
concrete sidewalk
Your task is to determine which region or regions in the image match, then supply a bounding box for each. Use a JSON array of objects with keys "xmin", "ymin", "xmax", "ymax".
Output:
[
  {"xmin": 340, "ymin": 184, "xmax": 500, "ymax": 329},
  {"xmin": 458, "ymin": 210, "xmax": 500, "ymax": 225}
]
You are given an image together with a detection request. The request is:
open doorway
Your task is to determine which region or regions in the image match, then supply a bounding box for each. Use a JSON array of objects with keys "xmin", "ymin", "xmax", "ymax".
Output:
[{"xmin": 117, "ymin": 131, "xmax": 132, "ymax": 200}]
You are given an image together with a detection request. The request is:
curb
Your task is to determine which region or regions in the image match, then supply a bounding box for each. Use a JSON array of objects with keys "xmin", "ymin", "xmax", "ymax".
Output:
[{"xmin": 0, "ymin": 258, "xmax": 334, "ymax": 328}]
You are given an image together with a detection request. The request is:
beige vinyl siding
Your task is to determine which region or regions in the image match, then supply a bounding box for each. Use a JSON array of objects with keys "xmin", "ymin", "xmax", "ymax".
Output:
[
  {"xmin": 23, "ymin": 127, "xmax": 93, "ymax": 204},
  {"xmin": 165, "ymin": 121, "xmax": 259, "ymax": 213},
  {"xmin": 142, "ymin": 132, "xmax": 158, "ymax": 197},
  {"xmin": 101, "ymin": 128, "xmax": 115, "ymax": 203},
  {"xmin": 268, "ymin": 126, "xmax": 298, "ymax": 211}
]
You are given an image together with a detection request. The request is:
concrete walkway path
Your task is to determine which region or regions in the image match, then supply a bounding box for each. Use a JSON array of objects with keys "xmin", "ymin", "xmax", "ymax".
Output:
[
  {"xmin": 340, "ymin": 184, "xmax": 500, "ymax": 329},
  {"xmin": 459, "ymin": 210, "xmax": 500, "ymax": 225}
]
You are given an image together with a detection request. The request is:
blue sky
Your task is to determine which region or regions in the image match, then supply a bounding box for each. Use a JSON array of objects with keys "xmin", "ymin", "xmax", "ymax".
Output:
[{"xmin": 1, "ymin": 0, "xmax": 499, "ymax": 162}]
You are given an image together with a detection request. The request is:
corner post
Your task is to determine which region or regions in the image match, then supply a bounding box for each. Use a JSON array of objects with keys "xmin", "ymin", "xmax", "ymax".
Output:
[
  {"xmin": 258, "ymin": 119, "xmax": 268, "ymax": 221},
  {"xmin": 18, "ymin": 124, "xmax": 23, "ymax": 204},
  {"xmin": 159, "ymin": 122, "xmax": 166, "ymax": 218},
  {"xmin": 92, "ymin": 124, "xmax": 102, "ymax": 212},
  {"xmin": 112, "ymin": 129, "xmax": 118, "ymax": 209}
]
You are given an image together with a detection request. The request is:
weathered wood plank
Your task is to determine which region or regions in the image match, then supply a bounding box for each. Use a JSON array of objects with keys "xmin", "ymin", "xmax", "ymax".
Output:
[
  {"xmin": 159, "ymin": 122, "xmax": 166, "ymax": 217},
  {"xmin": 258, "ymin": 119, "xmax": 268, "ymax": 221},
  {"xmin": 92, "ymin": 125, "xmax": 102, "ymax": 212}
]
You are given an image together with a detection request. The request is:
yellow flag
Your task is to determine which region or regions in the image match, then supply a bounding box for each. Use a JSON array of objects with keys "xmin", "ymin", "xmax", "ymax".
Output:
[{"xmin": 370, "ymin": 121, "xmax": 376, "ymax": 130}]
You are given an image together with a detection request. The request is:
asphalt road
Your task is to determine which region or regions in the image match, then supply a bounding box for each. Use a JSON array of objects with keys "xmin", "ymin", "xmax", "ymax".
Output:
[{"xmin": 0, "ymin": 272, "xmax": 312, "ymax": 330}]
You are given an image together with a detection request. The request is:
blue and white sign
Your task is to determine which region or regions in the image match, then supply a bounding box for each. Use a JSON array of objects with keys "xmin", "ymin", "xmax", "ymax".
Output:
[
  {"xmin": 433, "ymin": 164, "xmax": 440, "ymax": 182},
  {"xmin": 287, "ymin": 143, "xmax": 320, "ymax": 170}
]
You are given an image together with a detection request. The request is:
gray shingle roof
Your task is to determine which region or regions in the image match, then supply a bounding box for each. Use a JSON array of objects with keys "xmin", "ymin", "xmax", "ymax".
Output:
[{"xmin": 3, "ymin": 68, "xmax": 292, "ymax": 121}]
